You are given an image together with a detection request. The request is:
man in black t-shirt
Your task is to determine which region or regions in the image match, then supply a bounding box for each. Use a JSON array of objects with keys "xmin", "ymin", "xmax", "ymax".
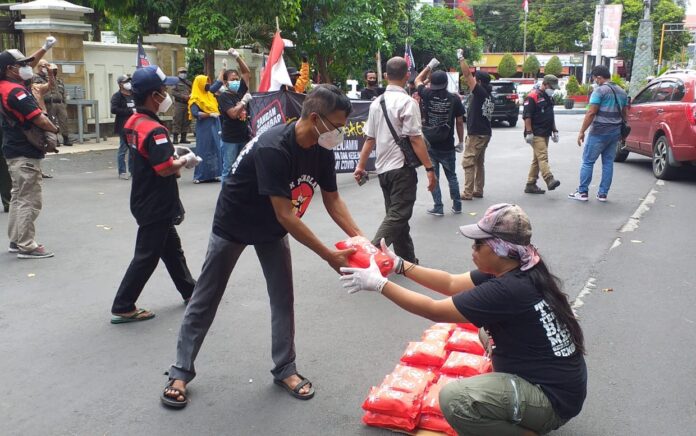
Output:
[
  {"xmin": 163, "ymin": 85, "xmax": 364, "ymax": 408},
  {"xmin": 111, "ymin": 74, "xmax": 135, "ymax": 179},
  {"xmin": 415, "ymin": 68, "xmax": 466, "ymax": 216},
  {"xmin": 360, "ymin": 70, "xmax": 385, "ymax": 100}
]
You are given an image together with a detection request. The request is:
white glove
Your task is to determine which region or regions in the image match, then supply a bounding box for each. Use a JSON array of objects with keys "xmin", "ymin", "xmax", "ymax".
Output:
[
  {"xmin": 42, "ymin": 36, "xmax": 57, "ymax": 51},
  {"xmin": 427, "ymin": 58, "xmax": 440, "ymax": 70},
  {"xmin": 456, "ymin": 49, "xmax": 464, "ymax": 60},
  {"xmin": 241, "ymin": 93, "xmax": 253, "ymax": 105},
  {"xmin": 174, "ymin": 146, "xmax": 192, "ymax": 158},
  {"xmin": 455, "ymin": 142, "xmax": 464, "ymax": 153},
  {"xmin": 228, "ymin": 48, "xmax": 240, "ymax": 59},
  {"xmin": 379, "ymin": 238, "xmax": 402, "ymax": 276},
  {"xmin": 209, "ymin": 112, "xmax": 220, "ymax": 118},
  {"xmin": 552, "ymin": 131, "xmax": 559, "ymax": 143},
  {"xmin": 340, "ymin": 255, "xmax": 389, "ymax": 294},
  {"xmin": 525, "ymin": 134, "xmax": 533, "ymax": 145},
  {"xmin": 222, "ymin": 58, "xmax": 228, "ymax": 69},
  {"xmin": 182, "ymin": 153, "xmax": 202, "ymax": 169}
]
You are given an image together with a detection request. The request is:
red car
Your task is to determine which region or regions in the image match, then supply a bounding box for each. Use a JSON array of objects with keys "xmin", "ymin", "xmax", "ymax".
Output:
[{"xmin": 616, "ymin": 72, "xmax": 696, "ymax": 179}]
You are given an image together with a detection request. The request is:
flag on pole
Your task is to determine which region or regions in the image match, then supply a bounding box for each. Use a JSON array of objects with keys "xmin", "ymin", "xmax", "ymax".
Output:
[
  {"xmin": 136, "ymin": 35, "xmax": 150, "ymax": 69},
  {"xmin": 404, "ymin": 43, "xmax": 416, "ymax": 80},
  {"xmin": 523, "ymin": 0, "xmax": 529, "ymax": 13},
  {"xmin": 258, "ymin": 31, "xmax": 293, "ymax": 92}
]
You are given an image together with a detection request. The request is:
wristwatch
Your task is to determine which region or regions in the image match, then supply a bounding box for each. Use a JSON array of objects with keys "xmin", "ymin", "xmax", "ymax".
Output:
[{"xmin": 425, "ymin": 166, "xmax": 434, "ymax": 172}]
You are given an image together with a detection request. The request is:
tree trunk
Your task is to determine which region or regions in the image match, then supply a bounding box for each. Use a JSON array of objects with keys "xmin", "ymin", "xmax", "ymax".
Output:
[
  {"xmin": 204, "ymin": 48, "xmax": 215, "ymax": 79},
  {"xmin": 316, "ymin": 53, "xmax": 332, "ymax": 84}
]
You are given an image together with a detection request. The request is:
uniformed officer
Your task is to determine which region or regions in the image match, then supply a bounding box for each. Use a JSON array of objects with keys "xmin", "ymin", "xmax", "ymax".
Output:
[
  {"xmin": 170, "ymin": 66, "xmax": 192, "ymax": 144},
  {"xmin": 45, "ymin": 63, "xmax": 71, "ymax": 146},
  {"xmin": 522, "ymin": 74, "xmax": 561, "ymax": 194}
]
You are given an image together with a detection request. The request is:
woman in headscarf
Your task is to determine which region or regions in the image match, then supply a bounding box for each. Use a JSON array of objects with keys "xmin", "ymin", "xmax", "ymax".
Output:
[
  {"xmin": 340, "ymin": 203, "xmax": 587, "ymax": 436},
  {"xmin": 188, "ymin": 75, "xmax": 222, "ymax": 183}
]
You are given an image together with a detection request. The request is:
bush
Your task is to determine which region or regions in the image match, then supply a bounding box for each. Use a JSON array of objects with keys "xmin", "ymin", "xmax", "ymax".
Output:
[
  {"xmin": 611, "ymin": 74, "xmax": 628, "ymax": 91},
  {"xmin": 565, "ymin": 75, "xmax": 580, "ymax": 96},
  {"xmin": 578, "ymin": 83, "xmax": 592, "ymax": 96},
  {"xmin": 553, "ymin": 92, "xmax": 565, "ymax": 105},
  {"xmin": 523, "ymin": 55, "xmax": 540, "ymax": 78},
  {"xmin": 498, "ymin": 54, "xmax": 518, "ymax": 78},
  {"xmin": 544, "ymin": 56, "xmax": 562, "ymax": 76}
]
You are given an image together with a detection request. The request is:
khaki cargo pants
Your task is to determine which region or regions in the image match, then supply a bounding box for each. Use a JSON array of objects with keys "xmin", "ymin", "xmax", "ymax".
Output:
[
  {"xmin": 461, "ymin": 135, "xmax": 490, "ymax": 198},
  {"xmin": 527, "ymin": 136, "xmax": 555, "ymax": 186},
  {"xmin": 7, "ymin": 157, "xmax": 42, "ymax": 252}
]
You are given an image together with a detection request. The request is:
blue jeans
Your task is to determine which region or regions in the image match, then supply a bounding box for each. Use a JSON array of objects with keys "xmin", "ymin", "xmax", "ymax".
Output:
[
  {"xmin": 429, "ymin": 148, "xmax": 461, "ymax": 212},
  {"xmin": 117, "ymin": 134, "xmax": 133, "ymax": 175},
  {"xmin": 578, "ymin": 130, "xmax": 620, "ymax": 195},
  {"xmin": 220, "ymin": 140, "xmax": 245, "ymax": 179}
]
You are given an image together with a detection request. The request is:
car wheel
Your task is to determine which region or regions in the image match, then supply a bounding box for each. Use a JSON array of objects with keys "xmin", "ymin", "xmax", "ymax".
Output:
[
  {"xmin": 614, "ymin": 140, "xmax": 629, "ymax": 162},
  {"xmin": 652, "ymin": 135, "xmax": 679, "ymax": 180},
  {"xmin": 508, "ymin": 117, "xmax": 518, "ymax": 127}
]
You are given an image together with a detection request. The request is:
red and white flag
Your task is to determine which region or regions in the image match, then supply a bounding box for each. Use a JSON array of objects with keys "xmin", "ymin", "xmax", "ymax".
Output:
[
  {"xmin": 258, "ymin": 31, "xmax": 293, "ymax": 92},
  {"xmin": 523, "ymin": 0, "xmax": 529, "ymax": 13}
]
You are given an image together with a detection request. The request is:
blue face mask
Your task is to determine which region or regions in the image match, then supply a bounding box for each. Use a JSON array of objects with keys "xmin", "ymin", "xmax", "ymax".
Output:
[{"xmin": 228, "ymin": 80, "xmax": 240, "ymax": 92}]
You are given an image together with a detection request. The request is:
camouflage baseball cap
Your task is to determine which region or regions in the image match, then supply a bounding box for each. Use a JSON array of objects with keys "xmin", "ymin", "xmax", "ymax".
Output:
[{"xmin": 459, "ymin": 203, "xmax": 532, "ymax": 246}]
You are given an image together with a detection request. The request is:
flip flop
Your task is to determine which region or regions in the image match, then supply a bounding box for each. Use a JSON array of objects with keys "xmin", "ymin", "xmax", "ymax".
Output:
[
  {"xmin": 161, "ymin": 379, "xmax": 188, "ymax": 409},
  {"xmin": 110, "ymin": 308, "xmax": 155, "ymax": 324},
  {"xmin": 273, "ymin": 374, "xmax": 315, "ymax": 400}
]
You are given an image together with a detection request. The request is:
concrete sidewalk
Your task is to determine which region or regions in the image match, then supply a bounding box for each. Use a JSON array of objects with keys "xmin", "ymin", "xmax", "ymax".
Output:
[{"xmin": 55, "ymin": 135, "xmax": 120, "ymax": 155}]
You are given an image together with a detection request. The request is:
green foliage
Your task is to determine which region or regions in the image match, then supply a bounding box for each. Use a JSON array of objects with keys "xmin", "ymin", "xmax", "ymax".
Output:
[
  {"xmin": 103, "ymin": 13, "xmax": 139, "ymax": 44},
  {"xmin": 498, "ymin": 53, "xmax": 518, "ymax": 78},
  {"xmin": 527, "ymin": 0, "xmax": 594, "ymax": 52},
  {"xmin": 610, "ymin": 74, "xmax": 628, "ymax": 91},
  {"xmin": 523, "ymin": 55, "xmax": 540, "ymax": 77},
  {"xmin": 552, "ymin": 92, "xmax": 564, "ymax": 105},
  {"xmin": 544, "ymin": 55, "xmax": 562, "ymax": 76},
  {"xmin": 565, "ymin": 75, "xmax": 580, "ymax": 96},
  {"xmin": 470, "ymin": 0, "xmax": 524, "ymax": 52},
  {"xmin": 578, "ymin": 83, "xmax": 591, "ymax": 96},
  {"xmin": 185, "ymin": 48, "xmax": 204, "ymax": 77}
]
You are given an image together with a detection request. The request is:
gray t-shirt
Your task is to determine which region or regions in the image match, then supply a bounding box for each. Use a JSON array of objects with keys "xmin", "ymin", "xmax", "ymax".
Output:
[{"xmin": 589, "ymin": 83, "xmax": 627, "ymax": 135}]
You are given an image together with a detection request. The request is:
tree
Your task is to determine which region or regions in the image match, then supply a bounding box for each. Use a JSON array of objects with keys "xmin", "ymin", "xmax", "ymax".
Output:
[
  {"xmin": 470, "ymin": 0, "xmax": 524, "ymax": 53},
  {"xmin": 526, "ymin": 0, "xmax": 594, "ymax": 52},
  {"xmin": 544, "ymin": 55, "xmax": 562, "ymax": 76},
  {"xmin": 565, "ymin": 75, "xmax": 580, "ymax": 96},
  {"xmin": 498, "ymin": 53, "xmax": 517, "ymax": 78},
  {"xmin": 523, "ymin": 55, "xmax": 540, "ymax": 78}
]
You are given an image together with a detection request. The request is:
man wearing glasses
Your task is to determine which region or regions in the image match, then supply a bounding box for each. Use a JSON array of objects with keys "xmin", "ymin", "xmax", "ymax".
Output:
[{"xmin": 163, "ymin": 85, "xmax": 364, "ymax": 407}]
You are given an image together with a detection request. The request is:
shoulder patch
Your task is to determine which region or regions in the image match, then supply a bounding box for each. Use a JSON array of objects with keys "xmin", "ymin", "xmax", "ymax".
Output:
[
  {"xmin": 153, "ymin": 133, "xmax": 168, "ymax": 145},
  {"xmin": 16, "ymin": 91, "xmax": 27, "ymax": 100}
]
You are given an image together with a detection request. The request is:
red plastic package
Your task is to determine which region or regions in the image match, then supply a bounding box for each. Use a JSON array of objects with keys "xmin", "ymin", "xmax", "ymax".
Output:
[
  {"xmin": 421, "ymin": 381, "xmax": 445, "ymax": 416},
  {"xmin": 446, "ymin": 329, "xmax": 486, "ymax": 355},
  {"xmin": 440, "ymin": 351, "xmax": 492, "ymax": 377},
  {"xmin": 335, "ymin": 236, "xmax": 393, "ymax": 277},
  {"xmin": 400, "ymin": 341, "xmax": 448, "ymax": 368},
  {"xmin": 458, "ymin": 322, "xmax": 480, "ymax": 332},
  {"xmin": 418, "ymin": 414, "xmax": 457, "ymax": 436},
  {"xmin": 391, "ymin": 364, "xmax": 437, "ymax": 384},
  {"xmin": 383, "ymin": 373, "xmax": 429, "ymax": 395},
  {"xmin": 362, "ymin": 385, "xmax": 423, "ymax": 419},
  {"xmin": 430, "ymin": 323, "xmax": 458, "ymax": 333},
  {"xmin": 363, "ymin": 411, "xmax": 417, "ymax": 432},
  {"xmin": 422, "ymin": 328, "xmax": 452, "ymax": 343}
]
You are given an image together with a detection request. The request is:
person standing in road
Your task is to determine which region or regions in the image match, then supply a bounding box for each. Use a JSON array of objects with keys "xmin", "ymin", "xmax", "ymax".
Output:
[
  {"xmin": 188, "ymin": 74, "xmax": 222, "ymax": 183},
  {"xmin": 170, "ymin": 66, "xmax": 192, "ymax": 145},
  {"xmin": 458, "ymin": 49, "xmax": 493, "ymax": 201},
  {"xmin": 523, "ymin": 74, "xmax": 561, "ymax": 195},
  {"xmin": 45, "ymin": 63, "xmax": 71, "ymax": 146},
  {"xmin": 570, "ymin": 65, "xmax": 627, "ymax": 202},
  {"xmin": 162, "ymin": 85, "xmax": 362, "ymax": 408},
  {"xmin": 360, "ymin": 70, "xmax": 385, "ymax": 101},
  {"xmin": 111, "ymin": 74, "xmax": 136, "ymax": 180},
  {"xmin": 415, "ymin": 66, "xmax": 466, "ymax": 216},
  {"xmin": 110, "ymin": 65, "xmax": 201, "ymax": 324},
  {"xmin": 0, "ymin": 129, "xmax": 10, "ymax": 213},
  {"xmin": 354, "ymin": 56, "xmax": 437, "ymax": 264}
]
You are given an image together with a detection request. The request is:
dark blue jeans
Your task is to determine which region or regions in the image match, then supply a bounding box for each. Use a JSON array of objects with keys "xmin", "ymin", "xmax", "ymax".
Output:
[
  {"xmin": 429, "ymin": 148, "xmax": 461, "ymax": 212},
  {"xmin": 578, "ymin": 130, "xmax": 620, "ymax": 195}
]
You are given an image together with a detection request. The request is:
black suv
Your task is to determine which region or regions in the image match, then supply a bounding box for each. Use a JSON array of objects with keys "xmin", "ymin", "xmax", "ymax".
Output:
[{"xmin": 490, "ymin": 80, "xmax": 520, "ymax": 127}]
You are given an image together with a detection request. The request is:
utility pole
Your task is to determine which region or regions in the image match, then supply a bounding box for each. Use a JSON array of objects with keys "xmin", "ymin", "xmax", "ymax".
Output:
[
  {"xmin": 523, "ymin": 0, "xmax": 528, "ymax": 74},
  {"xmin": 596, "ymin": 0, "xmax": 606, "ymax": 66}
]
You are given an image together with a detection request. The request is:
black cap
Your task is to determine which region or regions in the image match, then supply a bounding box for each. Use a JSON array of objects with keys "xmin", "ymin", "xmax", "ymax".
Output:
[
  {"xmin": 475, "ymin": 71, "xmax": 491, "ymax": 85},
  {"xmin": 430, "ymin": 70, "xmax": 448, "ymax": 90},
  {"xmin": 0, "ymin": 49, "xmax": 35, "ymax": 71},
  {"xmin": 116, "ymin": 74, "xmax": 131, "ymax": 84}
]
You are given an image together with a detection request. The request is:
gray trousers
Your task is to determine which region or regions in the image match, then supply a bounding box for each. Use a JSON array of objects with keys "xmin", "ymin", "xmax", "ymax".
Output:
[{"xmin": 169, "ymin": 232, "xmax": 296, "ymax": 383}]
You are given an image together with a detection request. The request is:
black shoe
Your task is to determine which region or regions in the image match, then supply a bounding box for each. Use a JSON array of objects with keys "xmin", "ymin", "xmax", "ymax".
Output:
[
  {"xmin": 524, "ymin": 184, "xmax": 545, "ymax": 194},
  {"xmin": 172, "ymin": 133, "xmax": 179, "ymax": 144},
  {"xmin": 546, "ymin": 178, "xmax": 561, "ymax": 191},
  {"xmin": 62, "ymin": 135, "xmax": 73, "ymax": 146},
  {"xmin": 180, "ymin": 134, "xmax": 190, "ymax": 144},
  {"xmin": 3, "ymin": 204, "xmax": 8, "ymax": 213}
]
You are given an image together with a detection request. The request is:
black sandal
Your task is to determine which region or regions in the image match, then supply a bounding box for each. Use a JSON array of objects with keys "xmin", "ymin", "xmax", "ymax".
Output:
[
  {"xmin": 273, "ymin": 373, "xmax": 315, "ymax": 400},
  {"xmin": 161, "ymin": 379, "xmax": 188, "ymax": 409}
]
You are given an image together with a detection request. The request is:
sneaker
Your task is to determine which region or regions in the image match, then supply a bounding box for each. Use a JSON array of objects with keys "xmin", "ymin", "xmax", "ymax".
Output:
[
  {"xmin": 426, "ymin": 208, "xmax": 444, "ymax": 217},
  {"xmin": 460, "ymin": 192, "xmax": 473, "ymax": 201},
  {"xmin": 524, "ymin": 184, "xmax": 546, "ymax": 194},
  {"xmin": 119, "ymin": 173, "xmax": 130, "ymax": 180},
  {"xmin": 472, "ymin": 192, "xmax": 483, "ymax": 198},
  {"xmin": 8, "ymin": 242, "xmax": 19, "ymax": 253},
  {"xmin": 451, "ymin": 206, "xmax": 462, "ymax": 215},
  {"xmin": 596, "ymin": 193, "xmax": 607, "ymax": 202},
  {"xmin": 17, "ymin": 245, "xmax": 54, "ymax": 259},
  {"xmin": 568, "ymin": 191, "xmax": 589, "ymax": 202},
  {"xmin": 546, "ymin": 178, "xmax": 561, "ymax": 191}
]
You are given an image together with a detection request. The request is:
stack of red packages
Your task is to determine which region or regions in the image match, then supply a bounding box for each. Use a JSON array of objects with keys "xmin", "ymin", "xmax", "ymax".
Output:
[
  {"xmin": 335, "ymin": 236, "xmax": 394, "ymax": 277},
  {"xmin": 419, "ymin": 375, "xmax": 462, "ymax": 435},
  {"xmin": 440, "ymin": 351, "xmax": 492, "ymax": 377},
  {"xmin": 446, "ymin": 328, "xmax": 486, "ymax": 356},
  {"xmin": 401, "ymin": 341, "xmax": 448, "ymax": 369}
]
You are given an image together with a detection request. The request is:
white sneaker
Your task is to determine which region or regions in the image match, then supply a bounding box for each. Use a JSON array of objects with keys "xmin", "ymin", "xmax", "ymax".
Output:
[
  {"xmin": 119, "ymin": 173, "xmax": 130, "ymax": 180},
  {"xmin": 568, "ymin": 191, "xmax": 589, "ymax": 202}
]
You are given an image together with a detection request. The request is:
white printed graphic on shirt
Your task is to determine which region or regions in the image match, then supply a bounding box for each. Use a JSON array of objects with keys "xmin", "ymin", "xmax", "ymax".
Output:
[
  {"xmin": 231, "ymin": 136, "xmax": 259, "ymax": 175},
  {"xmin": 534, "ymin": 300, "xmax": 576, "ymax": 357},
  {"xmin": 482, "ymin": 97, "xmax": 494, "ymax": 122}
]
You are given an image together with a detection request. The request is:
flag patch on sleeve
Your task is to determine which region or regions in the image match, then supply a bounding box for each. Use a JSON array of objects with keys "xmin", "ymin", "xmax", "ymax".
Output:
[
  {"xmin": 16, "ymin": 91, "xmax": 27, "ymax": 100},
  {"xmin": 154, "ymin": 134, "xmax": 168, "ymax": 145}
]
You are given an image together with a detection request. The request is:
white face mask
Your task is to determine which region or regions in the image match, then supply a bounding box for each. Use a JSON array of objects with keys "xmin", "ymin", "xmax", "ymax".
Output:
[
  {"xmin": 18, "ymin": 65, "xmax": 34, "ymax": 81},
  {"xmin": 314, "ymin": 116, "xmax": 344, "ymax": 150},
  {"xmin": 545, "ymin": 88, "xmax": 555, "ymax": 97},
  {"xmin": 155, "ymin": 91, "xmax": 173, "ymax": 113},
  {"xmin": 122, "ymin": 82, "xmax": 132, "ymax": 91},
  {"xmin": 178, "ymin": 73, "xmax": 187, "ymax": 80}
]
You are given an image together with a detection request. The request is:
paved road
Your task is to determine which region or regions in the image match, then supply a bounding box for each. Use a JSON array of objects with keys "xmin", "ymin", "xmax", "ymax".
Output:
[{"xmin": 1, "ymin": 115, "xmax": 694, "ymax": 435}]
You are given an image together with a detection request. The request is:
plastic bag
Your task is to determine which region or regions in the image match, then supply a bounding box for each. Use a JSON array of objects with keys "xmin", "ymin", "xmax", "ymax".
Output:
[
  {"xmin": 383, "ymin": 373, "xmax": 430, "ymax": 395},
  {"xmin": 421, "ymin": 381, "xmax": 445, "ymax": 416},
  {"xmin": 422, "ymin": 327, "xmax": 452, "ymax": 343},
  {"xmin": 458, "ymin": 322, "xmax": 480, "ymax": 332},
  {"xmin": 391, "ymin": 364, "xmax": 437, "ymax": 384},
  {"xmin": 362, "ymin": 385, "xmax": 423, "ymax": 419},
  {"xmin": 363, "ymin": 411, "xmax": 417, "ymax": 432},
  {"xmin": 400, "ymin": 341, "xmax": 448, "ymax": 368},
  {"xmin": 418, "ymin": 414, "xmax": 457, "ymax": 436},
  {"xmin": 335, "ymin": 236, "xmax": 393, "ymax": 277},
  {"xmin": 446, "ymin": 328, "xmax": 486, "ymax": 355},
  {"xmin": 440, "ymin": 351, "xmax": 492, "ymax": 377},
  {"xmin": 430, "ymin": 323, "xmax": 458, "ymax": 333}
]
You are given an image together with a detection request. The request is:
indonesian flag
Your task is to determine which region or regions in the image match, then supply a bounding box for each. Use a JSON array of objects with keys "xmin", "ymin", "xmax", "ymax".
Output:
[
  {"xmin": 137, "ymin": 35, "xmax": 150, "ymax": 69},
  {"xmin": 404, "ymin": 43, "xmax": 416, "ymax": 80},
  {"xmin": 258, "ymin": 31, "xmax": 293, "ymax": 92},
  {"xmin": 523, "ymin": 0, "xmax": 529, "ymax": 13}
]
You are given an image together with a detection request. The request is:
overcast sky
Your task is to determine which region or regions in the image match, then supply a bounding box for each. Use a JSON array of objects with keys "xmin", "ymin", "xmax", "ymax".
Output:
[{"xmin": 689, "ymin": 1, "xmax": 696, "ymax": 15}]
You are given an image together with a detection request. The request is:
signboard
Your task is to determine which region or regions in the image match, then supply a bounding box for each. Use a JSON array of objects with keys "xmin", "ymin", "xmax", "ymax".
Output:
[
  {"xmin": 101, "ymin": 31, "xmax": 118, "ymax": 44},
  {"xmin": 591, "ymin": 4, "xmax": 623, "ymax": 58},
  {"xmin": 248, "ymin": 90, "xmax": 375, "ymax": 173}
]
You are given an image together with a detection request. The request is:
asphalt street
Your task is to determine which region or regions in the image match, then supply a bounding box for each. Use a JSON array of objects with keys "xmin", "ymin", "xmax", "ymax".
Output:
[{"xmin": 1, "ymin": 114, "xmax": 695, "ymax": 435}]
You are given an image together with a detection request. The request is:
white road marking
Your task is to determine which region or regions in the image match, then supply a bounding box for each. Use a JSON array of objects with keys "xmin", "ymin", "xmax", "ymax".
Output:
[
  {"xmin": 619, "ymin": 186, "xmax": 659, "ymax": 233},
  {"xmin": 571, "ymin": 277, "xmax": 596, "ymax": 316}
]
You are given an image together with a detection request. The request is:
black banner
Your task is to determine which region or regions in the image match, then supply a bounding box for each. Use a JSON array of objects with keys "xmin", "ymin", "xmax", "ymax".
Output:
[{"xmin": 249, "ymin": 90, "xmax": 375, "ymax": 173}]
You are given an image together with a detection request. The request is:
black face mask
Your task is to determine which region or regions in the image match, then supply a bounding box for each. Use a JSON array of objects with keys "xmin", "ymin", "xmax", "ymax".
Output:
[{"xmin": 367, "ymin": 80, "xmax": 378, "ymax": 87}]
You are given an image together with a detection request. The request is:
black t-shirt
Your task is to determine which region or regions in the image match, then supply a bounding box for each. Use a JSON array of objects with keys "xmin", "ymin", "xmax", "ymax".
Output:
[
  {"xmin": 453, "ymin": 269, "xmax": 587, "ymax": 420},
  {"xmin": 417, "ymin": 85, "xmax": 465, "ymax": 150},
  {"xmin": 111, "ymin": 91, "xmax": 135, "ymax": 135},
  {"xmin": 217, "ymin": 80, "xmax": 250, "ymax": 144},
  {"xmin": 213, "ymin": 122, "xmax": 337, "ymax": 245},
  {"xmin": 360, "ymin": 87, "xmax": 385, "ymax": 101},
  {"xmin": 126, "ymin": 109, "xmax": 182, "ymax": 226},
  {"xmin": 523, "ymin": 89, "xmax": 555, "ymax": 137},
  {"xmin": 466, "ymin": 83, "xmax": 494, "ymax": 136},
  {"xmin": 0, "ymin": 81, "xmax": 44, "ymax": 160}
]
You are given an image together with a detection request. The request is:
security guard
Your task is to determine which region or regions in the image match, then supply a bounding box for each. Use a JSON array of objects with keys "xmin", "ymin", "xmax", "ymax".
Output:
[
  {"xmin": 45, "ymin": 63, "xmax": 71, "ymax": 146},
  {"xmin": 170, "ymin": 66, "xmax": 192, "ymax": 144}
]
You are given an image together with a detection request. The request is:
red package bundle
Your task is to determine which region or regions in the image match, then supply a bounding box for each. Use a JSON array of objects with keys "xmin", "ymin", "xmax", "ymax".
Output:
[
  {"xmin": 418, "ymin": 414, "xmax": 457, "ymax": 436},
  {"xmin": 362, "ymin": 385, "xmax": 423, "ymax": 419},
  {"xmin": 440, "ymin": 351, "xmax": 492, "ymax": 377},
  {"xmin": 363, "ymin": 411, "xmax": 417, "ymax": 432},
  {"xmin": 458, "ymin": 322, "xmax": 479, "ymax": 332},
  {"xmin": 430, "ymin": 323, "xmax": 458, "ymax": 333},
  {"xmin": 335, "ymin": 236, "xmax": 393, "ymax": 277},
  {"xmin": 422, "ymin": 328, "xmax": 452, "ymax": 343},
  {"xmin": 421, "ymin": 381, "xmax": 446, "ymax": 416},
  {"xmin": 391, "ymin": 364, "xmax": 437, "ymax": 384},
  {"xmin": 400, "ymin": 341, "xmax": 447, "ymax": 368},
  {"xmin": 446, "ymin": 329, "xmax": 486, "ymax": 355},
  {"xmin": 382, "ymin": 374, "xmax": 429, "ymax": 394}
]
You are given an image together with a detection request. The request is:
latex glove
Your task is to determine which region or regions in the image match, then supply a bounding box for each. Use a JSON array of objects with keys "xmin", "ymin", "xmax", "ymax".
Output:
[
  {"xmin": 241, "ymin": 93, "xmax": 253, "ymax": 105},
  {"xmin": 340, "ymin": 255, "xmax": 389, "ymax": 294},
  {"xmin": 427, "ymin": 58, "xmax": 440, "ymax": 70},
  {"xmin": 174, "ymin": 146, "xmax": 192, "ymax": 158},
  {"xmin": 456, "ymin": 49, "xmax": 464, "ymax": 60},
  {"xmin": 379, "ymin": 238, "xmax": 402, "ymax": 276},
  {"xmin": 455, "ymin": 142, "xmax": 464, "ymax": 153},
  {"xmin": 209, "ymin": 112, "xmax": 220, "ymax": 118},
  {"xmin": 525, "ymin": 134, "xmax": 533, "ymax": 145},
  {"xmin": 42, "ymin": 36, "xmax": 57, "ymax": 51},
  {"xmin": 552, "ymin": 131, "xmax": 559, "ymax": 143},
  {"xmin": 228, "ymin": 48, "xmax": 240, "ymax": 59},
  {"xmin": 182, "ymin": 153, "xmax": 202, "ymax": 169}
]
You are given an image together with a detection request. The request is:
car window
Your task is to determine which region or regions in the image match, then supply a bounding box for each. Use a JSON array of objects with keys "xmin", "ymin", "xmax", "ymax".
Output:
[
  {"xmin": 653, "ymin": 81, "xmax": 676, "ymax": 102},
  {"xmin": 632, "ymin": 82, "xmax": 660, "ymax": 104},
  {"xmin": 672, "ymin": 83, "xmax": 686, "ymax": 101},
  {"xmin": 491, "ymin": 83, "xmax": 515, "ymax": 94}
]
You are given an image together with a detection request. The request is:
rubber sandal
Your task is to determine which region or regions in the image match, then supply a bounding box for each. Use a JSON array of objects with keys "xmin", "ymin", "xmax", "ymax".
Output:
[
  {"xmin": 110, "ymin": 308, "xmax": 155, "ymax": 324},
  {"xmin": 273, "ymin": 373, "xmax": 315, "ymax": 400},
  {"xmin": 161, "ymin": 379, "xmax": 188, "ymax": 409}
]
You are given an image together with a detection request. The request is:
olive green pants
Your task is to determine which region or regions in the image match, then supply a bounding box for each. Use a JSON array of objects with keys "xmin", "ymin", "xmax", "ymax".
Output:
[{"xmin": 439, "ymin": 372, "xmax": 567, "ymax": 436}]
